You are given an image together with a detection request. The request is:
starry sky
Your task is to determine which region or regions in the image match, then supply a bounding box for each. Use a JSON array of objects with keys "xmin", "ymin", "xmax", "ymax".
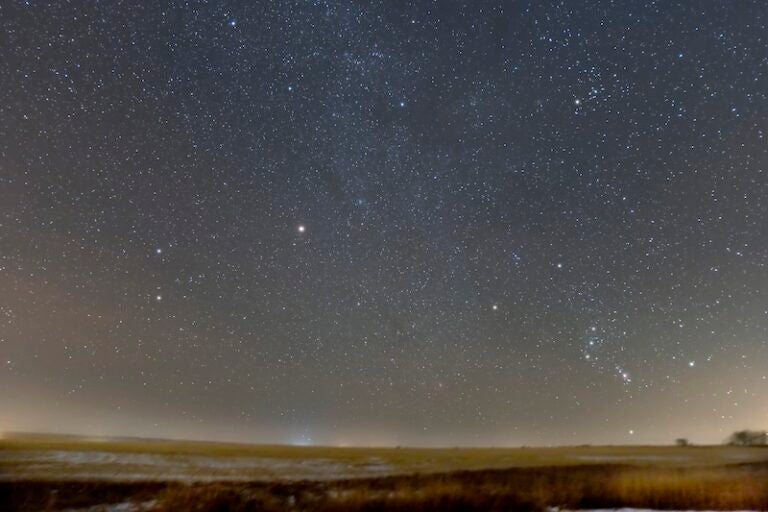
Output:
[{"xmin": 1, "ymin": 1, "xmax": 767, "ymax": 447}]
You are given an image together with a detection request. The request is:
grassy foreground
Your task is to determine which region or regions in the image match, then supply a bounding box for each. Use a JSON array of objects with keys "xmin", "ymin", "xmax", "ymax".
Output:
[
  {"xmin": 157, "ymin": 464, "xmax": 768, "ymax": 512},
  {"xmin": 4, "ymin": 463, "xmax": 768, "ymax": 511},
  {"xmin": 2, "ymin": 434, "xmax": 768, "ymax": 511}
]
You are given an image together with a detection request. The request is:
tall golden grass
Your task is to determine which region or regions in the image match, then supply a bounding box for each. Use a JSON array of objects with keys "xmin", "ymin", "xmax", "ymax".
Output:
[
  {"xmin": 152, "ymin": 463, "xmax": 768, "ymax": 511},
  {"xmin": 4, "ymin": 460, "xmax": 768, "ymax": 510}
]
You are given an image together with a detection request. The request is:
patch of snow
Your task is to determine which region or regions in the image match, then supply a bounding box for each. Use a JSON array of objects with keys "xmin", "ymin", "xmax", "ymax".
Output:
[
  {"xmin": 0, "ymin": 449, "xmax": 395, "ymax": 482},
  {"xmin": 62, "ymin": 500, "xmax": 156, "ymax": 512}
]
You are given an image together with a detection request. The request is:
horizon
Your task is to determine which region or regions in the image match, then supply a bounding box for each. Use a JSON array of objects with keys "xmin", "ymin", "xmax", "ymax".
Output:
[{"xmin": 0, "ymin": 429, "xmax": 754, "ymax": 450}]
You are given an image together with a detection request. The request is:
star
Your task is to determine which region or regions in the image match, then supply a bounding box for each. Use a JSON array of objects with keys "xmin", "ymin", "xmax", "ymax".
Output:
[{"xmin": 3, "ymin": 0, "xmax": 764, "ymax": 449}]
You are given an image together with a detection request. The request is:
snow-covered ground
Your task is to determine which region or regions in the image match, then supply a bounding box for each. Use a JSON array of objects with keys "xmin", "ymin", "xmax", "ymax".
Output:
[
  {"xmin": 3, "ymin": 443, "xmax": 766, "ymax": 483},
  {"xmin": 0, "ymin": 449, "xmax": 393, "ymax": 482},
  {"xmin": 62, "ymin": 500, "xmax": 157, "ymax": 512}
]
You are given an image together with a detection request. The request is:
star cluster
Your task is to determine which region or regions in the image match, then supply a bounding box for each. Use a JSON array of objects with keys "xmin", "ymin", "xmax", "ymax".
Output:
[{"xmin": 1, "ymin": 1, "xmax": 767, "ymax": 446}]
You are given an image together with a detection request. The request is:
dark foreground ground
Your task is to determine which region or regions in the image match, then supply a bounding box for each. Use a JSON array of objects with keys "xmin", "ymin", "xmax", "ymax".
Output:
[{"xmin": 4, "ymin": 462, "xmax": 768, "ymax": 512}]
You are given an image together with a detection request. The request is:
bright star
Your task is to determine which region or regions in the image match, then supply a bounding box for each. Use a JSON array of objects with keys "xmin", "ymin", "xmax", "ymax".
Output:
[
  {"xmin": 297, "ymin": 225, "xmax": 306, "ymax": 233},
  {"xmin": 492, "ymin": 304, "xmax": 498, "ymax": 311},
  {"xmin": 156, "ymin": 295, "xmax": 162, "ymax": 301}
]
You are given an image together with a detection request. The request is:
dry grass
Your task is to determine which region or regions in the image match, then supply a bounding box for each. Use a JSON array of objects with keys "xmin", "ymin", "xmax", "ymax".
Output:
[
  {"xmin": 2, "ymin": 435, "xmax": 768, "ymax": 511},
  {"xmin": 4, "ymin": 463, "xmax": 768, "ymax": 511},
  {"xmin": 151, "ymin": 464, "xmax": 768, "ymax": 512}
]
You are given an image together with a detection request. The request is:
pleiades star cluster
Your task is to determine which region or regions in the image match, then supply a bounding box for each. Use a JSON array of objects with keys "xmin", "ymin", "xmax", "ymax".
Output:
[{"xmin": 1, "ymin": 1, "xmax": 767, "ymax": 446}]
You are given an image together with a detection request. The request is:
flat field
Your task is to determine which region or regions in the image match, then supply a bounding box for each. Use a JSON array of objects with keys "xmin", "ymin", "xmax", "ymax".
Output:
[{"xmin": 2, "ymin": 434, "xmax": 768, "ymax": 511}]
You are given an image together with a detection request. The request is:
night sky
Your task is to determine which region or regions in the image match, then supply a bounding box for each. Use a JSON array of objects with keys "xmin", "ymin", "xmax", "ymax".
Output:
[{"xmin": 2, "ymin": 1, "xmax": 768, "ymax": 447}]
